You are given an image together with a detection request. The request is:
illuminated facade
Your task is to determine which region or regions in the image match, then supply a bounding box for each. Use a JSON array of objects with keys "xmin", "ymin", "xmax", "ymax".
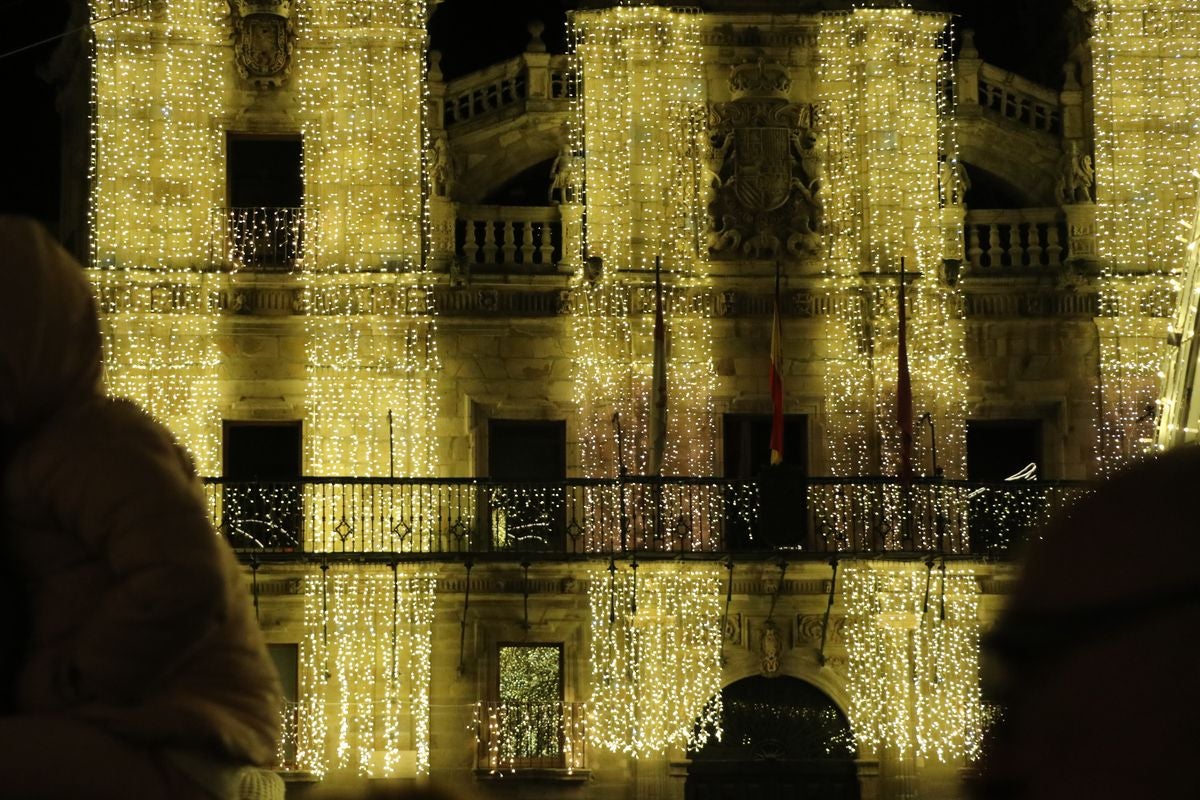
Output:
[{"xmin": 68, "ymin": 0, "xmax": 1184, "ymax": 798}]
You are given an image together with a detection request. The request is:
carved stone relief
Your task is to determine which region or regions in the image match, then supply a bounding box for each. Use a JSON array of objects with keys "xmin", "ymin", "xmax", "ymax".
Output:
[
  {"xmin": 707, "ymin": 58, "xmax": 823, "ymax": 262},
  {"xmin": 229, "ymin": 0, "xmax": 294, "ymax": 87}
]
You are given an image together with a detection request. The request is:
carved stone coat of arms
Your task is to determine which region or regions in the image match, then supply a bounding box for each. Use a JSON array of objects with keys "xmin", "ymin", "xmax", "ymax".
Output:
[
  {"xmin": 229, "ymin": 0, "xmax": 294, "ymax": 87},
  {"xmin": 708, "ymin": 59, "xmax": 823, "ymax": 261}
]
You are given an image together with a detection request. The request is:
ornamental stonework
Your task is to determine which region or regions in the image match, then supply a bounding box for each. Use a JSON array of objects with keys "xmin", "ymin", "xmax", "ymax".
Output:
[
  {"xmin": 229, "ymin": 0, "xmax": 294, "ymax": 87},
  {"xmin": 707, "ymin": 58, "xmax": 823, "ymax": 262}
]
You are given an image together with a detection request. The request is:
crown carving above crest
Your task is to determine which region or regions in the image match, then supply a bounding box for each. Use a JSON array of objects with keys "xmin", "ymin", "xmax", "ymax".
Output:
[
  {"xmin": 230, "ymin": 0, "xmax": 291, "ymax": 19},
  {"xmin": 729, "ymin": 58, "xmax": 791, "ymax": 100}
]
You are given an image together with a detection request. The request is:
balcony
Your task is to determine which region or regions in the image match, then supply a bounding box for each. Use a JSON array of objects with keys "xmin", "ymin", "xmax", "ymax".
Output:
[
  {"xmin": 456, "ymin": 205, "xmax": 562, "ymax": 272},
  {"xmin": 212, "ymin": 206, "xmax": 307, "ymax": 272},
  {"xmin": 474, "ymin": 701, "xmax": 587, "ymax": 775},
  {"xmin": 203, "ymin": 476, "xmax": 1092, "ymax": 561}
]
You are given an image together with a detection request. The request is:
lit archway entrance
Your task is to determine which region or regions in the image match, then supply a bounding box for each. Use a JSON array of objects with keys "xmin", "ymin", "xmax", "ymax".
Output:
[{"xmin": 685, "ymin": 676, "xmax": 859, "ymax": 800}]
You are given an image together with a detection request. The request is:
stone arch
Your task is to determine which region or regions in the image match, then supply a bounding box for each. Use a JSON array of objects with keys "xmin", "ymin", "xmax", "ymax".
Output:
[
  {"xmin": 957, "ymin": 115, "xmax": 1060, "ymax": 206},
  {"xmin": 685, "ymin": 675, "xmax": 863, "ymax": 800},
  {"xmin": 450, "ymin": 113, "xmax": 569, "ymax": 204}
]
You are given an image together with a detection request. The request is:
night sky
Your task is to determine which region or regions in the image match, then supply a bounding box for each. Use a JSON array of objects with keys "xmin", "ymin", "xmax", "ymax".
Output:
[{"xmin": 0, "ymin": 0, "xmax": 1070, "ymax": 229}]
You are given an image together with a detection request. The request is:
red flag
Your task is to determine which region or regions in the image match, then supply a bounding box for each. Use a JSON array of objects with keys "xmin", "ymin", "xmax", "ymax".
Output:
[
  {"xmin": 648, "ymin": 256, "xmax": 667, "ymax": 476},
  {"xmin": 897, "ymin": 258, "xmax": 914, "ymax": 480},
  {"xmin": 770, "ymin": 267, "xmax": 784, "ymax": 465}
]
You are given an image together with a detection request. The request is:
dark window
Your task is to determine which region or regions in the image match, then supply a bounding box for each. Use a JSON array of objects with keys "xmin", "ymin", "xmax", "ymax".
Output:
[
  {"xmin": 227, "ymin": 134, "xmax": 303, "ymax": 209},
  {"xmin": 268, "ymin": 643, "xmax": 299, "ymax": 769},
  {"xmin": 225, "ymin": 134, "xmax": 305, "ymax": 270},
  {"xmin": 485, "ymin": 420, "xmax": 567, "ymax": 551},
  {"xmin": 723, "ymin": 413, "xmax": 808, "ymax": 477},
  {"xmin": 723, "ymin": 414, "xmax": 808, "ymax": 551},
  {"xmin": 222, "ymin": 422, "xmax": 303, "ymax": 550},
  {"xmin": 967, "ymin": 419, "xmax": 1044, "ymax": 555},
  {"xmin": 488, "ymin": 419, "xmax": 566, "ymax": 481},
  {"xmin": 966, "ymin": 419, "xmax": 1042, "ymax": 481}
]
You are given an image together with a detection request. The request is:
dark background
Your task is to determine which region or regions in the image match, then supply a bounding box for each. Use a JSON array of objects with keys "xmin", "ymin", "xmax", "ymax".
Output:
[{"xmin": 0, "ymin": 0, "xmax": 1074, "ymax": 229}]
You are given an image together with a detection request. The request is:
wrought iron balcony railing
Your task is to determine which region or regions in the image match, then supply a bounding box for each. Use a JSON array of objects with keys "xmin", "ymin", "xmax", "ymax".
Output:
[
  {"xmin": 474, "ymin": 701, "xmax": 587, "ymax": 773},
  {"xmin": 212, "ymin": 206, "xmax": 307, "ymax": 272},
  {"xmin": 202, "ymin": 476, "xmax": 1092, "ymax": 560}
]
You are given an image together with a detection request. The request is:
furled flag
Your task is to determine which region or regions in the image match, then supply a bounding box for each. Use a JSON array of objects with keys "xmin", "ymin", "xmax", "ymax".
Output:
[
  {"xmin": 897, "ymin": 257, "xmax": 915, "ymax": 480},
  {"xmin": 770, "ymin": 265, "xmax": 784, "ymax": 465},
  {"xmin": 648, "ymin": 256, "xmax": 668, "ymax": 476}
]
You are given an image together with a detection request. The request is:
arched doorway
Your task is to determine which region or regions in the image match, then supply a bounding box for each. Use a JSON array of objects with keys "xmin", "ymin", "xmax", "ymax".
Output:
[{"xmin": 686, "ymin": 676, "xmax": 860, "ymax": 800}]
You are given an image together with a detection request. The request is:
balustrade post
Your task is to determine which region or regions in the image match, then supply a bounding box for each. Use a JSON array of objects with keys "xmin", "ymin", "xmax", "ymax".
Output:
[
  {"xmin": 1062, "ymin": 202, "xmax": 1095, "ymax": 266},
  {"xmin": 523, "ymin": 21, "xmax": 552, "ymax": 102},
  {"xmin": 987, "ymin": 223, "xmax": 1004, "ymax": 268},
  {"xmin": 559, "ymin": 203, "xmax": 584, "ymax": 273},
  {"xmin": 1027, "ymin": 219, "xmax": 1045, "ymax": 267},
  {"xmin": 501, "ymin": 220, "xmax": 518, "ymax": 264},
  {"xmin": 1059, "ymin": 60, "xmax": 1085, "ymax": 141},
  {"xmin": 482, "ymin": 219, "xmax": 499, "ymax": 264},
  {"xmin": 956, "ymin": 29, "xmax": 982, "ymax": 120}
]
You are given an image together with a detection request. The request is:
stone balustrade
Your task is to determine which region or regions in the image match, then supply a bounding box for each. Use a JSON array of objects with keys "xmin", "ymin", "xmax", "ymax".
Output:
[
  {"xmin": 442, "ymin": 53, "xmax": 571, "ymax": 127},
  {"xmin": 457, "ymin": 205, "xmax": 562, "ymax": 270},
  {"xmin": 974, "ymin": 62, "xmax": 1062, "ymax": 135},
  {"xmin": 964, "ymin": 208, "xmax": 1068, "ymax": 270}
]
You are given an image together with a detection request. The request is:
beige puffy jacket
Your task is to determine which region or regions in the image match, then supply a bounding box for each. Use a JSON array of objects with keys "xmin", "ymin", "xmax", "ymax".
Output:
[{"xmin": 0, "ymin": 217, "xmax": 281, "ymax": 765}]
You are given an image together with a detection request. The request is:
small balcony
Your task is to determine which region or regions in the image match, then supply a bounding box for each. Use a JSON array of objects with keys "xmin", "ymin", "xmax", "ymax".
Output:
[
  {"xmin": 456, "ymin": 205, "xmax": 562, "ymax": 273},
  {"xmin": 202, "ymin": 476, "xmax": 1092, "ymax": 561},
  {"xmin": 212, "ymin": 206, "xmax": 307, "ymax": 272},
  {"xmin": 474, "ymin": 701, "xmax": 588, "ymax": 775}
]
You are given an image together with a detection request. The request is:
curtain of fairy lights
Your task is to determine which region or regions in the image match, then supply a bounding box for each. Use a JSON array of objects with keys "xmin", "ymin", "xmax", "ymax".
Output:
[
  {"xmin": 842, "ymin": 563, "xmax": 982, "ymax": 763},
  {"xmin": 298, "ymin": 568, "xmax": 436, "ymax": 778},
  {"xmin": 1092, "ymin": 1, "xmax": 1200, "ymax": 473},
  {"xmin": 297, "ymin": 0, "xmax": 440, "ymax": 500},
  {"xmin": 1156, "ymin": 195, "xmax": 1200, "ymax": 448},
  {"xmin": 816, "ymin": 10, "xmax": 967, "ymax": 549},
  {"xmin": 89, "ymin": 0, "xmax": 226, "ymax": 474},
  {"xmin": 570, "ymin": 6, "xmax": 718, "ymax": 550},
  {"xmin": 587, "ymin": 563, "xmax": 723, "ymax": 758}
]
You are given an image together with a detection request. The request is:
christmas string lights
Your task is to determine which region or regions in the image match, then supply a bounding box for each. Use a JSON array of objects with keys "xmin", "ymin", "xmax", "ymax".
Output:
[
  {"xmin": 816, "ymin": 9, "xmax": 967, "ymax": 549},
  {"xmin": 298, "ymin": 567, "xmax": 437, "ymax": 777},
  {"xmin": 842, "ymin": 562, "xmax": 982, "ymax": 762},
  {"xmin": 89, "ymin": 0, "xmax": 227, "ymax": 473},
  {"xmin": 1156, "ymin": 192, "xmax": 1200, "ymax": 448},
  {"xmin": 296, "ymin": 0, "xmax": 442, "ymax": 542},
  {"xmin": 587, "ymin": 562, "xmax": 724, "ymax": 758},
  {"xmin": 1092, "ymin": 0, "xmax": 1200, "ymax": 471},
  {"xmin": 570, "ymin": 6, "xmax": 718, "ymax": 550}
]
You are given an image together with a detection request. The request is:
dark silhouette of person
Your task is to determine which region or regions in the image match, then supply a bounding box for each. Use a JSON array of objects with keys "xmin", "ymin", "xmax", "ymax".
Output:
[
  {"xmin": 0, "ymin": 217, "xmax": 281, "ymax": 798},
  {"xmin": 974, "ymin": 445, "xmax": 1200, "ymax": 799}
]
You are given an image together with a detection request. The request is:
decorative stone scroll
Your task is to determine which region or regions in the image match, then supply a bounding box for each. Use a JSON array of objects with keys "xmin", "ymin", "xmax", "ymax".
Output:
[
  {"xmin": 707, "ymin": 58, "xmax": 823, "ymax": 261},
  {"xmin": 229, "ymin": 0, "xmax": 294, "ymax": 87}
]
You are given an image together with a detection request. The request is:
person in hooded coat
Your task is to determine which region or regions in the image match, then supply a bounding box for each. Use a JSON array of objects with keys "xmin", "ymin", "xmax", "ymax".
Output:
[
  {"xmin": 0, "ymin": 216, "xmax": 281, "ymax": 799},
  {"xmin": 972, "ymin": 445, "xmax": 1200, "ymax": 799}
]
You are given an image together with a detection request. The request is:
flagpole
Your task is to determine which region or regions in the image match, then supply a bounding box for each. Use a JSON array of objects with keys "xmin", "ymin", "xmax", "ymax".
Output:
[
  {"xmin": 649, "ymin": 255, "xmax": 667, "ymax": 540},
  {"xmin": 897, "ymin": 257, "xmax": 915, "ymax": 548},
  {"xmin": 769, "ymin": 260, "xmax": 784, "ymax": 465}
]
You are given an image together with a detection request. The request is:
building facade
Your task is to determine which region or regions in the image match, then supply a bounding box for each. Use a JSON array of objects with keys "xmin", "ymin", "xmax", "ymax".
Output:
[{"xmin": 65, "ymin": 0, "xmax": 1196, "ymax": 798}]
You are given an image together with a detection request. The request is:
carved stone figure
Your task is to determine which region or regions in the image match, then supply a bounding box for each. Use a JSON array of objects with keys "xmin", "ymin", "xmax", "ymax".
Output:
[
  {"xmin": 708, "ymin": 58, "xmax": 822, "ymax": 261},
  {"xmin": 549, "ymin": 132, "xmax": 581, "ymax": 204},
  {"xmin": 229, "ymin": 0, "xmax": 294, "ymax": 87},
  {"xmin": 1057, "ymin": 142, "xmax": 1095, "ymax": 204},
  {"xmin": 430, "ymin": 135, "xmax": 456, "ymax": 198},
  {"xmin": 760, "ymin": 619, "xmax": 781, "ymax": 675},
  {"xmin": 939, "ymin": 158, "xmax": 971, "ymax": 207}
]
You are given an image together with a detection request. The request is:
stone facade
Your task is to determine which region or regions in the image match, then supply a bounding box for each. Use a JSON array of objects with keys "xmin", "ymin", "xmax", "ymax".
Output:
[{"xmin": 72, "ymin": 2, "xmax": 1175, "ymax": 799}]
